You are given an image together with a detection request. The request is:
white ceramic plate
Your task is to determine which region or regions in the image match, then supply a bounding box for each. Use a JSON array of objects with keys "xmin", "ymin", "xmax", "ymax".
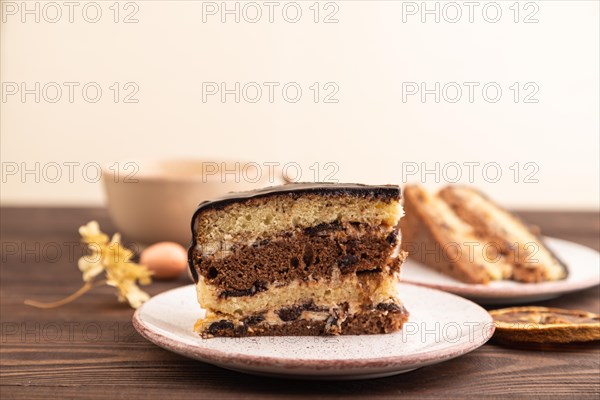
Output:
[
  {"xmin": 133, "ymin": 283, "xmax": 494, "ymax": 380},
  {"xmin": 402, "ymin": 237, "xmax": 600, "ymax": 305}
]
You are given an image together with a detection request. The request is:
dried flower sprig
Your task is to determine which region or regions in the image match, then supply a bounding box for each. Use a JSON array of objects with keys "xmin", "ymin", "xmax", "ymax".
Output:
[{"xmin": 25, "ymin": 221, "xmax": 152, "ymax": 309}]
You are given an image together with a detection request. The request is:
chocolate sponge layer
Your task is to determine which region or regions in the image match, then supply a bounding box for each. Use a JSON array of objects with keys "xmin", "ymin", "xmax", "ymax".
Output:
[
  {"xmin": 192, "ymin": 221, "xmax": 401, "ymax": 293},
  {"xmin": 200, "ymin": 304, "xmax": 409, "ymax": 337}
]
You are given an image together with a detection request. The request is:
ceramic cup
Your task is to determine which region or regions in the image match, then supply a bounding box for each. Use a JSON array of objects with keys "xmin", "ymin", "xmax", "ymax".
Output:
[{"xmin": 102, "ymin": 159, "xmax": 284, "ymax": 246}]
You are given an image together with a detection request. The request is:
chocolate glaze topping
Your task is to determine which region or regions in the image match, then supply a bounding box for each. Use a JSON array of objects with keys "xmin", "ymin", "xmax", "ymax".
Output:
[
  {"xmin": 187, "ymin": 183, "xmax": 401, "ymax": 282},
  {"xmin": 193, "ymin": 182, "xmax": 400, "ymax": 212}
]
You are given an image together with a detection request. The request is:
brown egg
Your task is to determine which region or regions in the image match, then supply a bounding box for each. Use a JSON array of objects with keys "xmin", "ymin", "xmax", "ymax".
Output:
[{"xmin": 140, "ymin": 242, "xmax": 188, "ymax": 280}]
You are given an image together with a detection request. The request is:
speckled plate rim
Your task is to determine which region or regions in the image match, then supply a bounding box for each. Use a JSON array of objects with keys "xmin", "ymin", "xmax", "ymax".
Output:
[
  {"xmin": 402, "ymin": 237, "xmax": 600, "ymax": 300},
  {"xmin": 133, "ymin": 283, "xmax": 494, "ymax": 376}
]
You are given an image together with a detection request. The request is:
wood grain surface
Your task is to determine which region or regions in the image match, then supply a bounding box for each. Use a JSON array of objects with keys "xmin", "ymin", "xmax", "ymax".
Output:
[{"xmin": 1, "ymin": 207, "xmax": 599, "ymax": 399}]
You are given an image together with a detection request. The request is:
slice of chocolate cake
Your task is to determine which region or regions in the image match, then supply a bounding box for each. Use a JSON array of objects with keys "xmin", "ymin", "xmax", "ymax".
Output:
[
  {"xmin": 188, "ymin": 183, "xmax": 408, "ymax": 338},
  {"xmin": 401, "ymin": 185, "xmax": 567, "ymax": 284}
]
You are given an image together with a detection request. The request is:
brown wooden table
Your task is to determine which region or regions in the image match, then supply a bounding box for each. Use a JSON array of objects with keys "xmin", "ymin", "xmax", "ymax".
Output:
[{"xmin": 1, "ymin": 208, "xmax": 599, "ymax": 399}]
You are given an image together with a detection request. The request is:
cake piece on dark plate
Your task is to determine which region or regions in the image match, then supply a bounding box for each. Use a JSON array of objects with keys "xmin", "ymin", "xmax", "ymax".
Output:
[{"xmin": 188, "ymin": 183, "xmax": 408, "ymax": 337}]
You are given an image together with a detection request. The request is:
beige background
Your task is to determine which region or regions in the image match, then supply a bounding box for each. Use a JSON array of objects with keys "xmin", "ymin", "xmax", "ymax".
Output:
[{"xmin": 1, "ymin": 1, "xmax": 599, "ymax": 209}]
